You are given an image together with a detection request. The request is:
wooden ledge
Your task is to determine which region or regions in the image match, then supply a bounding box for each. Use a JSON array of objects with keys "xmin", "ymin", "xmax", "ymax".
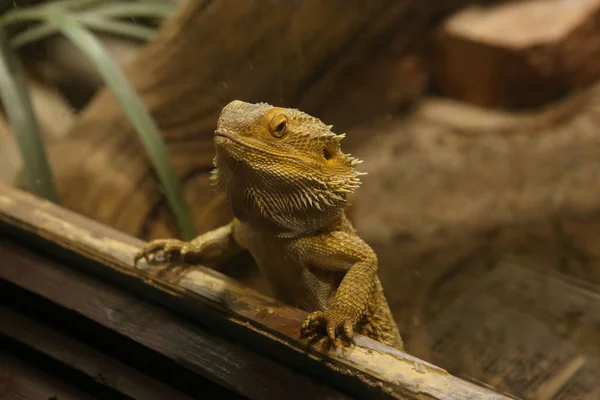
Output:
[{"xmin": 0, "ymin": 184, "xmax": 511, "ymax": 400}]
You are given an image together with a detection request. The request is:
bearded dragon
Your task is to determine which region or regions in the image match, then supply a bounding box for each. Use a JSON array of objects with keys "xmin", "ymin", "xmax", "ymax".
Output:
[{"xmin": 134, "ymin": 100, "xmax": 404, "ymax": 349}]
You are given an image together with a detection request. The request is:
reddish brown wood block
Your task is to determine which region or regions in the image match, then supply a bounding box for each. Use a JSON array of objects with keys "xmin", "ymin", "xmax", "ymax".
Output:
[{"xmin": 432, "ymin": 0, "xmax": 600, "ymax": 109}]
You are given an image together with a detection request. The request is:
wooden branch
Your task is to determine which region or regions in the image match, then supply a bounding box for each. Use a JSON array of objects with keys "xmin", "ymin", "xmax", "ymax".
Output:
[
  {"xmin": 432, "ymin": 0, "xmax": 600, "ymax": 109},
  {"xmin": 0, "ymin": 183, "xmax": 510, "ymax": 400},
  {"xmin": 47, "ymin": 0, "xmax": 501, "ymax": 242}
]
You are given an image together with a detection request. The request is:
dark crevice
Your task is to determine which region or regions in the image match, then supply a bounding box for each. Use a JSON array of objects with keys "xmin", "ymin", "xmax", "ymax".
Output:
[{"xmin": 0, "ymin": 280, "xmax": 246, "ymax": 400}]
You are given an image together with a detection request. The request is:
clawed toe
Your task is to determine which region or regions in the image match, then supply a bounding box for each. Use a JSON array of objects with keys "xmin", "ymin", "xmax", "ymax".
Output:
[
  {"xmin": 300, "ymin": 310, "xmax": 356, "ymax": 350},
  {"xmin": 133, "ymin": 239, "xmax": 192, "ymax": 265}
]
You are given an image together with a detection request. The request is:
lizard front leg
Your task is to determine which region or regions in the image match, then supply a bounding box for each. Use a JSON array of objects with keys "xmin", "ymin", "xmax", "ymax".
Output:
[
  {"xmin": 134, "ymin": 219, "xmax": 243, "ymax": 266},
  {"xmin": 289, "ymin": 231, "xmax": 378, "ymax": 348}
]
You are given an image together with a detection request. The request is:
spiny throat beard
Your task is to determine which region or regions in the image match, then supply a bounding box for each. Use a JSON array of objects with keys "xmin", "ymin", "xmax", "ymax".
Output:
[
  {"xmin": 210, "ymin": 151, "xmax": 363, "ymax": 236},
  {"xmin": 210, "ymin": 100, "xmax": 366, "ymax": 235}
]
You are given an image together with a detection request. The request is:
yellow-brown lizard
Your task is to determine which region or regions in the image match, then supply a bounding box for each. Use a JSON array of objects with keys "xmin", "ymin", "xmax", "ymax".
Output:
[{"xmin": 134, "ymin": 100, "xmax": 404, "ymax": 349}]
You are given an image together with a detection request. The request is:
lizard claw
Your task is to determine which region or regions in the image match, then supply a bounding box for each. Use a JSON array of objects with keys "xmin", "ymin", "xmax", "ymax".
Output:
[
  {"xmin": 300, "ymin": 309, "xmax": 356, "ymax": 349},
  {"xmin": 134, "ymin": 239, "xmax": 197, "ymax": 265}
]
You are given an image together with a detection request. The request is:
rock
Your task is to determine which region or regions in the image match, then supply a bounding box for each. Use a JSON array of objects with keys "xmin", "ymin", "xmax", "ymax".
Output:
[{"xmin": 432, "ymin": 0, "xmax": 600, "ymax": 109}]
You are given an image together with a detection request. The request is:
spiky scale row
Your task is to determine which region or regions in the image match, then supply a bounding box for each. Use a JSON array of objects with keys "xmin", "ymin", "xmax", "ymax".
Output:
[
  {"xmin": 137, "ymin": 100, "xmax": 405, "ymax": 350},
  {"xmin": 211, "ymin": 101, "xmax": 369, "ymax": 227}
]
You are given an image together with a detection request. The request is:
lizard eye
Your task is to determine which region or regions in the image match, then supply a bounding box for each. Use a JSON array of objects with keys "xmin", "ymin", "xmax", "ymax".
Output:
[{"xmin": 269, "ymin": 113, "xmax": 288, "ymax": 138}]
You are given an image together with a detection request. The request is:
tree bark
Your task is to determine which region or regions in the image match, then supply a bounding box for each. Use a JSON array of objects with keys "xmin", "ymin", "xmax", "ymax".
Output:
[{"xmin": 47, "ymin": 0, "xmax": 500, "ymax": 241}]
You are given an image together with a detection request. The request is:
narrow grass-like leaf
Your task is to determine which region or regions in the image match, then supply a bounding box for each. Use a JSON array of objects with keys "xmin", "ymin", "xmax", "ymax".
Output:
[
  {"xmin": 0, "ymin": 0, "xmax": 104, "ymax": 27},
  {"xmin": 47, "ymin": 0, "xmax": 105, "ymax": 10},
  {"xmin": 0, "ymin": 26, "xmax": 58, "ymax": 201},
  {"xmin": 10, "ymin": 23, "xmax": 58, "ymax": 48},
  {"xmin": 5, "ymin": 1, "xmax": 175, "ymax": 49},
  {"xmin": 47, "ymin": 14, "xmax": 196, "ymax": 240},
  {"xmin": 79, "ymin": 16, "xmax": 156, "ymax": 41},
  {"xmin": 0, "ymin": 9, "xmax": 47, "ymax": 26},
  {"xmin": 11, "ymin": 18, "xmax": 155, "ymax": 49},
  {"xmin": 82, "ymin": 2, "xmax": 177, "ymax": 19}
]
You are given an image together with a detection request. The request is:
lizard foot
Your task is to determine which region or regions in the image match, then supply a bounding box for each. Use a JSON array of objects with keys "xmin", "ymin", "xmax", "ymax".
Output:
[
  {"xmin": 300, "ymin": 309, "xmax": 356, "ymax": 349},
  {"xmin": 134, "ymin": 239, "xmax": 199, "ymax": 265}
]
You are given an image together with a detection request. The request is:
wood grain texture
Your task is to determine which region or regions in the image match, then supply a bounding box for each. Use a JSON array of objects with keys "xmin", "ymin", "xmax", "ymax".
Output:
[
  {"xmin": 0, "ymin": 244, "xmax": 345, "ymax": 400},
  {"xmin": 0, "ymin": 351, "xmax": 95, "ymax": 400},
  {"xmin": 0, "ymin": 183, "xmax": 511, "ymax": 400},
  {"xmin": 0, "ymin": 304, "xmax": 195, "ymax": 400},
  {"xmin": 47, "ymin": 0, "xmax": 502, "ymax": 243}
]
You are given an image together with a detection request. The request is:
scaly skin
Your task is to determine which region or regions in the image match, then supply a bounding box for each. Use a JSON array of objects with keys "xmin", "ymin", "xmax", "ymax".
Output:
[{"xmin": 134, "ymin": 100, "xmax": 403, "ymax": 349}]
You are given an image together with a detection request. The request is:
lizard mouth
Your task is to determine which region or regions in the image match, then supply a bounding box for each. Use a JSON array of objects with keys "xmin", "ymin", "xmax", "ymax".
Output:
[{"xmin": 214, "ymin": 129, "xmax": 239, "ymax": 143}]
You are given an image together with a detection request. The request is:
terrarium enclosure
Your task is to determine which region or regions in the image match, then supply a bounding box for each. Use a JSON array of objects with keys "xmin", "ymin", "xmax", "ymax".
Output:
[{"xmin": 1, "ymin": 0, "xmax": 600, "ymax": 399}]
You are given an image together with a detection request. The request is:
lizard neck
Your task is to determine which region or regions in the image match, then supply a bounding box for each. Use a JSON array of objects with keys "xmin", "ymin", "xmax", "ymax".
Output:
[
  {"xmin": 213, "ymin": 158, "xmax": 347, "ymax": 237},
  {"xmin": 231, "ymin": 182, "xmax": 345, "ymax": 238}
]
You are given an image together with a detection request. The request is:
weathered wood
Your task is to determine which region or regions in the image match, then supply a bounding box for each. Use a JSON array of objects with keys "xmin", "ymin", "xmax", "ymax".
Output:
[
  {"xmin": 0, "ymin": 244, "xmax": 344, "ymax": 400},
  {"xmin": 0, "ymin": 184, "xmax": 510, "ymax": 400},
  {"xmin": 0, "ymin": 304, "xmax": 195, "ymax": 400},
  {"xmin": 432, "ymin": 0, "xmax": 600, "ymax": 109},
  {"xmin": 409, "ymin": 262, "xmax": 600, "ymax": 398},
  {"xmin": 0, "ymin": 350, "xmax": 95, "ymax": 400},
  {"xmin": 47, "ymin": 0, "xmax": 504, "ymax": 243}
]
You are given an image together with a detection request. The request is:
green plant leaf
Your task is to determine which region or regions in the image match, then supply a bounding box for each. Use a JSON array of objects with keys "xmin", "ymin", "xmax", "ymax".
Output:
[
  {"xmin": 79, "ymin": 1, "xmax": 177, "ymax": 19},
  {"xmin": 46, "ymin": 13, "xmax": 196, "ymax": 240},
  {"xmin": 0, "ymin": 26, "xmax": 58, "ymax": 201},
  {"xmin": 78, "ymin": 15, "xmax": 156, "ymax": 41},
  {"xmin": 4, "ymin": 0, "xmax": 176, "ymax": 47},
  {"xmin": 9, "ymin": 22, "xmax": 57, "ymax": 48},
  {"xmin": 0, "ymin": 0, "xmax": 105, "ymax": 26}
]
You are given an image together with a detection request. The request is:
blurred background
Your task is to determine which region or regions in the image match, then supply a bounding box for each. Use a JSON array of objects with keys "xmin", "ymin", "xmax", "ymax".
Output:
[{"xmin": 1, "ymin": 0, "xmax": 600, "ymax": 398}]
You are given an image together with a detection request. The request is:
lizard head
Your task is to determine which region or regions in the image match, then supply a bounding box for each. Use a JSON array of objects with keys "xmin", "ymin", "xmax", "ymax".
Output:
[{"xmin": 211, "ymin": 100, "xmax": 364, "ymax": 234}]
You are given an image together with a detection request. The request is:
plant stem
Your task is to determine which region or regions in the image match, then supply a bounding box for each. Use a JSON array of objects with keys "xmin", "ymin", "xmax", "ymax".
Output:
[
  {"xmin": 79, "ymin": 16, "xmax": 156, "ymax": 41},
  {"xmin": 47, "ymin": 14, "xmax": 196, "ymax": 240},
  {"xmin": 81, "ymin": 2, "xmax": 177, "ymax": 19},
  {"xmin": 0, "ymin": 26, "xmax": 58, "ymax": 201},
  {"xmin": 10, "ymin": 23, "xmax": 57, "ymax": 48}
]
